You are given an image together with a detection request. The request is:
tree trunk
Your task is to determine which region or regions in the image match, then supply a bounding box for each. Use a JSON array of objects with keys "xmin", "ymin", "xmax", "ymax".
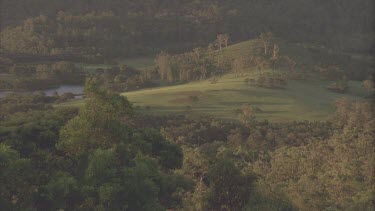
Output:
[{"xmin": 264, "ymin": 42, "xmax": 268, "ymax": 55}]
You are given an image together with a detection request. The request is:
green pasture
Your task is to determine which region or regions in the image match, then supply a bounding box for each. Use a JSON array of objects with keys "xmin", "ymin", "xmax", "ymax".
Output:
[
  {"xmin": 122, "ymin": 73, "xmax": 367, "ymax": 122},
  {"xmin": 59, "ymin": 72, "xmax": 367, "ymax": 122}
]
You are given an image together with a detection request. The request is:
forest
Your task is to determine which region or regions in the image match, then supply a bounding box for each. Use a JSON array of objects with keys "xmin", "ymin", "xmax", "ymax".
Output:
[{"xmin": 0, "ymin": 0, "xmax": 374, "ymax": 211}]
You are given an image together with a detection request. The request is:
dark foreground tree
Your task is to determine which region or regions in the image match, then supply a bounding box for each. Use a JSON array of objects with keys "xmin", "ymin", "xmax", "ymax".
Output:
[
  {"xmin": 55, "ymin": 78, "xmax": 190, "ymax": 210},
  {"xmin": 0, "ymin": 78, "xmax": 191, "ymax": 210},
  {"xmin": 205, "ymin": 158, "xmax": 257, "ymax": 211}
]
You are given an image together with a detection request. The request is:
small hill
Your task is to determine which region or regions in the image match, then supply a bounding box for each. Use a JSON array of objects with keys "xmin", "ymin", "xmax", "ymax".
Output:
[
  {"xmin": 59, "ymin": 39, "xmax": 371, "ymax": 122},
  {"xmin": 215, "ymin": 38, "xmax": 373, "ymax": 80}
]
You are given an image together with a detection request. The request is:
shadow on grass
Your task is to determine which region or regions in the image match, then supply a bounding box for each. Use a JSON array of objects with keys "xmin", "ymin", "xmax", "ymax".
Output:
[
  {"xmin": 259, "ymin": 110, "xmax": 288, "ymax": 114},
  {"xmin": 219, "ymin": 101, "xmax": 289, "ymax": 106}
]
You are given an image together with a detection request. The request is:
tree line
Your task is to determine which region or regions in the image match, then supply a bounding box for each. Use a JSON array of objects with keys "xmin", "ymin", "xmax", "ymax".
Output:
[{"xmin": 0, "ymin": 61, "xmax": 84, "ymax": 90}]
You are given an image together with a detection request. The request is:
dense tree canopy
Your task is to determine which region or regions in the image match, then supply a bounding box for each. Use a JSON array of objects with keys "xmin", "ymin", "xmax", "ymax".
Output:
[
  {"xmin": 1, "ymin": 0, "xmax": 374, "ymax": 60},
  {"xmin": 0, "ymin": 80, "xmax": 191, "ymax": 210}
]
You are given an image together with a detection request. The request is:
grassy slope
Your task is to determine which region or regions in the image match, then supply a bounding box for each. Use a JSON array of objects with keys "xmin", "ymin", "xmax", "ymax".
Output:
[
  {"xmin": 59, "ymin": 40, "xmax": 368, "ymax": 122},
  {"xmin": 122, "ymin": 73, "xmax": 366, "ymax": 122},
  {"xmin": 59, "ymin": 72, "xmax": 366, "ymax": 122}
]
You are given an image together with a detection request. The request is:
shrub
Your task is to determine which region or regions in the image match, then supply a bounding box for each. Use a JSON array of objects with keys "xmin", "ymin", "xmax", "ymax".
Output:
[
  {"xmin": 210, "ymin": 77, "xmax": 219, "ymax": 84},
  {"xmin": 327, "ymin": 78, "xmax": 348, "ymax": 93}
]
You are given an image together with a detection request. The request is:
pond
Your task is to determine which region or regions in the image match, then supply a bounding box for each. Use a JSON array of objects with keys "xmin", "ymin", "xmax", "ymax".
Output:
[{"xmin": 0, "ymin": 85, "xmax": 84, "ymax": 99}]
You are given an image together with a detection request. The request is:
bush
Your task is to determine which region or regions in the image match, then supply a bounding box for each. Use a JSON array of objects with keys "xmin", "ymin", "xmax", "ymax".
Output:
[
  {"xmin": 189, "ymin": 96, "xmax": 199, "ymax": 104},
  {"xmin": 253, "ymin": 74, "xmax": 287, "ymax": 89},
  {"xmin": 210, "ymin": 77, "xmax": 219, "ymax": 84},
  {"xmin": 327, "ymin": 78, "xmax": 348, "ymax": 93},
  {"xmin": 55, "ymin": 92, "xmax": 75, "ymax": 103}
]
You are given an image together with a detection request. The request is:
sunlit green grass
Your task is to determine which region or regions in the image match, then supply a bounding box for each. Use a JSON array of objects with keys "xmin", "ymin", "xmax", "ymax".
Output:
[
  {"xmin": 122, "ymin": 73, "xmax": 367, "ymax": 122},
  {"xmin": 60, "ymin": 72, "xmax": 367, "ymax": 122}
]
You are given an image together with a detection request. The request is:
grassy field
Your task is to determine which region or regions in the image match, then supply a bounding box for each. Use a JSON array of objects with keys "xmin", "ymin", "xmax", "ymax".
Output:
[
  {"xmin": 60, "ymin": 72, "xmax": 367, "ymax": 122},
  {"xmin": 122, "ymin": 73, "xmax": 367, "ymax": 122}
]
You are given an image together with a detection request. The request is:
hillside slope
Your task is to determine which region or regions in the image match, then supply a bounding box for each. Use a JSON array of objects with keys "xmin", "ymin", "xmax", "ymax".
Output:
[
  {"xmin": 59, "ymin": 39, "xmax": 370, "ymax": 122},
  {"xmin": 214, "ymin": 39, "xmax": 373, "ymax": 80},
  {"xmin": 122, "ymin": 73, "xmax": 366, "ymax": 122}
]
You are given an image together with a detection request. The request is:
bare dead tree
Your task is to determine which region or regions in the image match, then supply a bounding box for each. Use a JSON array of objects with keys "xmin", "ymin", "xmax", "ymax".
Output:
[
  {"xmin": 192, "ymin": 47, "xmax": 204, "ymax": 65},
  {"xmin": 222, "ymin": 34, "xmax": 230, "ymax": 47},
  {"xmin": 259, "ymin": 32, "xmax": 273, "ymax": 56},
  {"xmin": 272, "ymin": 43, "xmax": 279, "ymax": 60},
  {"xmin": 215, "ymin": 34, "xmax": 230, "ymax": 50},
  {"xmin": 285, "ymin": 56, "xmax": 297, "ymax": 76},
  {"xmin": 254, "ymin": 56, "xmax": 268, "ymax": 75}
]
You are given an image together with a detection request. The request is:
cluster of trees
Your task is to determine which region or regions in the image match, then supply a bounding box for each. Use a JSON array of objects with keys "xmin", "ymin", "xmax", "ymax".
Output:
[
  {"xmin": 363, "ymin": 78, "xmax": 375, "ymax": 97},
  {"xmin": 0, "ymin": 77, "xmax": 56, "ymax": 90},
  {"xmin": 34, "ymin": 61, "xmax": 83, "ymax": 83},
  {"xmin": 1, "ymin": 0, "xmax": 373, "ymax": 62},
  {"xmin": 153, "ymin": 30, "xmax": 372, "ymax": 93},
  {"xmin": 0, "ymin": 80, "xmax": 192, "ymax": 210},
  {"xmin": 154, "ymin": 32, "xmax": 284, "ymax": 84},
  {"xmin": 317, "ymin": 65, "xmax": 374, "ymax": 94},
  {"xmin": 0, "ymin": 61, "xmax": 84, "ymax": 90},
  {"xmin": 0, "ymin": 92, "xmax": 80, "ymax": 120},
  {"xmin": 155, "ymin": 46, "xmax": 230, "ymax": 83},
  {"xmin": 245, "ymin": 72, "xmax": 288, "ymax": 89},
  {"xmin": 252, "ymin": 99, "xmax": 375, "ymax": 210},
  {"xmin": 0, "ymin": 92, "xmax": 55, "ymax": 119},
  {"xmin": 0, "ymin": 55, "xmax": 160, "ymax": 92},
  {"xmin": 327, "ymin": 77, "xmax": 349, "ymax": 93},
  {"xmin": 1, "ymin": 12, "xmax": 127, "ymax": 61},
  {"xmin": 138, "ymin": 98, "xmax": 374, "ymax": 210},
  {"xmin": 155, "ymin": 32, "xmax": 301, "ymax": 88},
  {"xmin": 88, "ymin": 65, "xmax": 158, "ymax": 92},
  {"xmin": 316, "ymin": 64, "xmax": 345, "ymax": 81},
  {"xmin": 313, "ymin": 52, "xmax": 373, "ymax": 82}
]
